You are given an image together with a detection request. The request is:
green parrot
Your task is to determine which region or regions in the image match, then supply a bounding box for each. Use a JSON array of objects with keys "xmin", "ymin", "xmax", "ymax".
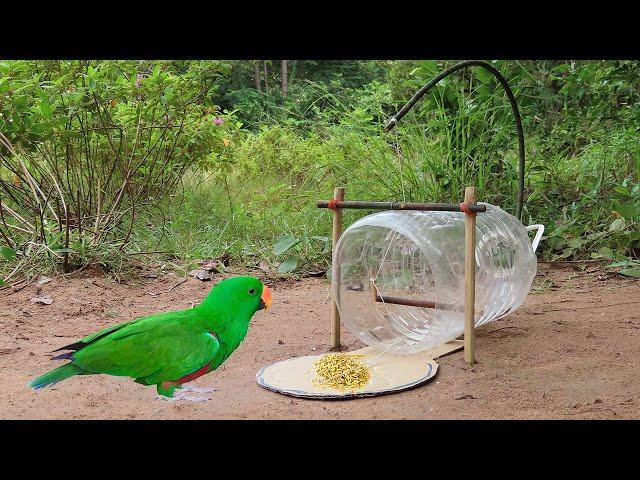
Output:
[{"xmin": 28, "ymin": 276, "xmax": 272, "ymax": 401}]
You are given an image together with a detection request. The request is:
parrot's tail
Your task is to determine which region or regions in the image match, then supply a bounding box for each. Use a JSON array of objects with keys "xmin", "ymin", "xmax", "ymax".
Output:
[{"xmin": 28, "ymin": 363, "xmax": 85, "ymax": 390}]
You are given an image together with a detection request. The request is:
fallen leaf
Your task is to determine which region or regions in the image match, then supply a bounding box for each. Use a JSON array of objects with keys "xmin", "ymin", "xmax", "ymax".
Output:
[
  {"xmin": 31, "ymin": 296, "xmax": 53, "ymax": 305},
  {"xmin": 199, "ymin": 260, "xmax": 224, "ymax": 273},
  {"xmin": 188, "ymin": 269, "xmax": 213, "ymax": 281},
  {"xmin": 257, "ymin": 260, "xmax": 272, "ymax": 273},
  {"xmin": 305, "ymin": 269, "xmax": 328, "ymax": 277}
]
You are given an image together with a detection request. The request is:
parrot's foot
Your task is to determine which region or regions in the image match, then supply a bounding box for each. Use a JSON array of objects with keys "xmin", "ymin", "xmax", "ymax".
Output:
[
  {"xmin": 179, "ymin": 385, "xmax": 217, "ymax": 394},
  {"xmin": 155, "ymin": 393, "xmax": 211, "ymax": 402}
]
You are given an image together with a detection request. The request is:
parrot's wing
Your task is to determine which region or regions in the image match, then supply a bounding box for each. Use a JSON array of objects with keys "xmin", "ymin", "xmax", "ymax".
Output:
[
  {"xmin": 72, "ymin": 311, "xmax": 220, "ymax": 384},
  {"xmin": 53, "ymin": 309, "xmax": 191, "ymax": 354},
  {"xmin": 51, "ymin": 320, "xmax": 138, "ymax": 353},
  {"xmin": 81, "ymin": 320, "xmax": 138, "ymax": 344}
]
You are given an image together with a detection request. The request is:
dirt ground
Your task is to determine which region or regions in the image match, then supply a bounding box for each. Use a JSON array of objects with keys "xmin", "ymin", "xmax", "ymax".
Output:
[{"xmin": 1, "ymin": 264, "xmax": 639, "ymax": 419}]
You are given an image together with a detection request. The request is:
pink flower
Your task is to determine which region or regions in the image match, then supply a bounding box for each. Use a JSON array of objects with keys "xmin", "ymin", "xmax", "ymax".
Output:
[
  {"xmin": 213, "ymin": 117, "xmax": 224, "ymax": 125},
  {"xmin": 135, "ymin": 74, "xmax": 143, "ymax": 89}
]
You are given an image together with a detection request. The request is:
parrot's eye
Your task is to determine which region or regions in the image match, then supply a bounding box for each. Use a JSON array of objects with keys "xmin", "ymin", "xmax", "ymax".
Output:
[{"xmin": 248, "ymin": 288, "xmax": 256, "ymax": 295}]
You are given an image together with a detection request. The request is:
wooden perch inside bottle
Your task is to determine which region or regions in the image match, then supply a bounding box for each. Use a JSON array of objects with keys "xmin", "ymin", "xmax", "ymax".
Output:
[{"xmin": 370, "ymin": 280, "xmax": 477, "ymax": 313}]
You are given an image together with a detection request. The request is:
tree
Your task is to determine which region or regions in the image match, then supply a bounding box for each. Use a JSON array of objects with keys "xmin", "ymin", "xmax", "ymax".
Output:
[
  {"xmin": 281, "ymin": 60, "xmax": 288, "ymax": 98},
  {"xmin": 253, "ymin": 61, "xmax": 262, "ymax": 92},
  {"xmin": 263, "ymin": 61, "xmax": 269, "ymax": 94}
]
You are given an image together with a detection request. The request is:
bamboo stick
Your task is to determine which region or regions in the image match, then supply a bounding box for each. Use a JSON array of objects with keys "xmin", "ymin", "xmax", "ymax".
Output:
[
  {"xmin": 317, "ymin": 200, "xmax": 486, "ymax": 213},
  {"xmin": 374, "ymin": 293, "xmax": 436, "ymax": 309},
  {"xmin": 371, "ymin": 292, "xmax": 482, "ymax": 314},
  {"xmin": 331, "ymin": 187, "xmax": 345, "ymax": 350},
  {"xmin": 464, "ymin": 187, "xmax": 478, "ymax": 365}
]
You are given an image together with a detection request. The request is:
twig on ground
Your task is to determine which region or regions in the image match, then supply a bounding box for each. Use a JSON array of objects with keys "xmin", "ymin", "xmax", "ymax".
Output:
[
  {"xmin": 146, "ymin": 278, "xmax": 188, "ymax": 297},
  {"xmin": 538, "ymin": 259, "xmax": 608, "ymax": 264},
  {"xmin": 128, "ymin": 251, "xmax": 175, "ymax": 256},
  {"xmin": 9, "ymin": 275, "xmax": 36, "ymax": 294},
  {"xmin": 563, "ymin": 408, "xmax": 618, "ymax": 416}
]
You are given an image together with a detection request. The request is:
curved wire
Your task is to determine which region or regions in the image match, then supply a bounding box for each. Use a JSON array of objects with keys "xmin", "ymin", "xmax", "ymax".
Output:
[{"xmin": 383, "ymin": 60, "xmax": 525, "ymax": 220}]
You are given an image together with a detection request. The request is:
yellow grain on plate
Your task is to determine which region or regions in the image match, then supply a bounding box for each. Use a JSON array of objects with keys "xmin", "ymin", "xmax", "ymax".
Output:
[{"xmin": 312, "ymin": 353, "xmax": 371, "ymax": 392}]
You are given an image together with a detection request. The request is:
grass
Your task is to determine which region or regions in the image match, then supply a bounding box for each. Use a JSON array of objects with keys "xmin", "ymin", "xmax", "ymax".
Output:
[
  {"xmin": 2, "ymin": 60, "xmax": 639, "ymax": 283},
  {"xmin": 125, "ymin": 118, "xmax": 638, "ymax": 279}
]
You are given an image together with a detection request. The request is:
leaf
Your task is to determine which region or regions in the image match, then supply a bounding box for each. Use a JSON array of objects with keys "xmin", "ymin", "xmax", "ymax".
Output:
[
  {"xmin": 273, "ymin": 235, "xmax": 300, "ymax": 255},
  {"xmin": 613, "ymin": 203, "xmax": 638, "ymax": 220},
  {"xmin": 614, "ymin": 185, "xmax": 630, "ymax": 196},
  {"xmin": 551, "ymin": 63, "xmax": 571, "ymax": 73},
  {"xmin": 594, "ymin": 246, "xmax": 614, "ymax": 259},
  {"xmin": 619, "ymin": 268, "xmax": 640, "ymax": 278},
  {"xmin": 1, "ymin": 247, "xmax": 16, "ymax": 261},
  {"xmin": 609, "ymin": 218, "xmax": 626, "ymax": 232},
  {"xmin": 188, "ymin": 269, "xmax": 213, "ymax": 281},
  {"xmin": 555, "ymin": 247, "xmax": 575, "ymax": 259},
  {"xmin": 546, "ymin": 236, "xmax": 566, "ymax": 252},
  {"xmin": 567, "ymin": 238, "xmax": 584, "ymax": 249},
  {"xmin": 606, "ymin": 261, "xmax": 632, "ymax": 268},
  {"xmin": 0, "ymin": 278, "xmax": 4, "ymax": 286},
  {"xmin": 31, "ymin": 296, "xmax": 53, "ymax": 305},
  {"xmin": 310, "ymin": 235, "xmax": 332, "ymax": 254},
  {"xmin": 277, "ymin": 257, "xmax": 298, "ymax": 273},
  {"xmin": 40, "ymin": 98, "xmax": 53, "ymax": 117}
]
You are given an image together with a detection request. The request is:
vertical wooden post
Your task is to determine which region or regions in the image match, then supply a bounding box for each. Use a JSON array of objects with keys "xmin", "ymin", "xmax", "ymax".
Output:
[
  {"xmin": 464, "ymin": 186, "xmax": 477, "ymax": 365},
  {"xmin": 331, "ymin": 187, "xmax": 345, "ymax": 350},
  {"xmin": 369, "ymin": 279, "xmax": 377, "ymax": 303}
]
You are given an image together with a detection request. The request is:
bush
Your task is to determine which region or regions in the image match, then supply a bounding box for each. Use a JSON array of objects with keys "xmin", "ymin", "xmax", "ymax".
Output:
[{"xmin": 0, "ymin": 60, "xmax": 238, "ymax": 277}]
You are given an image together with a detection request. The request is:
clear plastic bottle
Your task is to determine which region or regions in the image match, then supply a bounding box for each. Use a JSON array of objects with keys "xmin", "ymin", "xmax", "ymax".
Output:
[{"xmin": 333, "ymin": 203, "xmax": 544, "ymax": 354}]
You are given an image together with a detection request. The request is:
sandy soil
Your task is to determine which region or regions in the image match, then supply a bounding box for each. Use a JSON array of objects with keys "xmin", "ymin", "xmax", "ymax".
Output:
[{"xmin": 1, "ymin": 265, "xmax": 639, "ymax": 419}]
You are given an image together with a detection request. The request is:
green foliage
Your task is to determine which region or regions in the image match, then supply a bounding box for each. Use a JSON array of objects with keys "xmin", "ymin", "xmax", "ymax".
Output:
[
  {"xmin": 1, "ymin": 246, "xmax": 16, "ymax": 261},
  {"xmin": 0, "ymin": 60, "xmax": 238, "ymax": 277},
  {"xmin": 2, "ymin": 60, "xmax": 639, "ymax": 281},
  {"xmin": 216, "ymin": 61, "xmax": 386, "ymax": 130}
]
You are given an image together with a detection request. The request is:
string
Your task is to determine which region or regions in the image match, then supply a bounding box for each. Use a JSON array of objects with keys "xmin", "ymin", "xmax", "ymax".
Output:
[
  {"xmin": 368, "ymin": 275, "xmax": 402, "ymax": 364},
  {"xmin": 365, "ymin": 340, "xmax": 400, "ymax": 365}
]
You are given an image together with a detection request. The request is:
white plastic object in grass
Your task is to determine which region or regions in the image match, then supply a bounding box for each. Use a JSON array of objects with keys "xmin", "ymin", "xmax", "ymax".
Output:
[{"xmin": 333, "ymin": 203, "xmax": 544, "ymax": 354}]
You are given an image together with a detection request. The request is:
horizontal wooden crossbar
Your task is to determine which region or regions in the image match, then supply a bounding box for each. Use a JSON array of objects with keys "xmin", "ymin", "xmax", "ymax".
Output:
[{"xmin": 317, "ymin": 200, "xmax": 486, "ymax": 213}]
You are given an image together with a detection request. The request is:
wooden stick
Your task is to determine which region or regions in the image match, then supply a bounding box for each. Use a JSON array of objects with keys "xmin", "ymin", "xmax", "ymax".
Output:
[
  {"xmin": 317, "ymin": 200, "xmax": 486, "ymax": 213},
  {"xmin": 374, "ymin": 293, "xmax": 436, "ymax": 309},
  {"xmin": 370, "ymin": 279, "xmax": 378, "ymax": 304},
  {"xmin": 464, "ymin": 187, "xmax": 478, "ymax": 365},
  {"xmin": 331, "ymin": 187, "xmax": 345, "ymax": 350},
  {"xmin": 372, "ymin": 292, "xmax": 483, "ymax": 314}
]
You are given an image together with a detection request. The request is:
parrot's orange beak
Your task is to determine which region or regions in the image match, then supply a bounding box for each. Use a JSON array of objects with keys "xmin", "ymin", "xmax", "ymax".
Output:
[{"xmin": 260, "ymin": 286, "xmax": 272, "ymax": 311}]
